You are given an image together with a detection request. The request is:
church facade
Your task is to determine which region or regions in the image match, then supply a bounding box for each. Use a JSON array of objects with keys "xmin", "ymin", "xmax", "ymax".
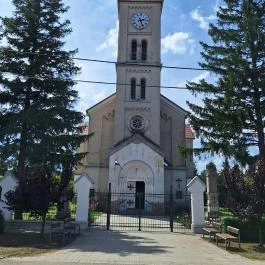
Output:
[{"xmin": 77, "ymin": 0, "xmax": 194, "ymax": 203}]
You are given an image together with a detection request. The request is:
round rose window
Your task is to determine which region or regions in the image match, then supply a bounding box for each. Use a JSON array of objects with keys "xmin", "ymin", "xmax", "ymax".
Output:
[{"xmin": 130, "ymin": 115, "xmax": 145, "ymax": 132}]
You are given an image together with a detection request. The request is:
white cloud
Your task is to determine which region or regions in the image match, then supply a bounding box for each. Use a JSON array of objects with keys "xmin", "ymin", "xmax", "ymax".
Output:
[
  {"xmin": 161, "ymin": 32, "xmax": 195, "ymax": 54},
  {"xmin": 191, "ymin": 72, "xmax": 210, "ymax": 83},
  {"xmin": 74, "ymin": 62, "xmax": 115, "ymax": 114},
  {"xmin": 190, "ymin": 8, "xmax": 216, "ymax": 30},
  {"xmin": 97, "ymin": 21, "xmax": 119, "ymax": 58}
]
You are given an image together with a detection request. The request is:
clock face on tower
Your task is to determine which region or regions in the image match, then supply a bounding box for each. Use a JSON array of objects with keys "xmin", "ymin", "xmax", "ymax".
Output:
[{"xmin": 131, "ymin": 12, "xmax": 150, "ymax": 30}]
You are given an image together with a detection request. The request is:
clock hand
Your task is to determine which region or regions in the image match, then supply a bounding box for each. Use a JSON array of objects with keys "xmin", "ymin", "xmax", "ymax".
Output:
[{"xmin": 138, "ymin": 18, "xmax": 144, "ymax": 27}]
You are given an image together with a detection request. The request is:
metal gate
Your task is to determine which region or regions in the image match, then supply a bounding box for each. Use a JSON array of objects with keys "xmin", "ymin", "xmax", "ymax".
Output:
[{"xmin": 89, "ymin": 189, "xmax": 191, "ymax": 232}]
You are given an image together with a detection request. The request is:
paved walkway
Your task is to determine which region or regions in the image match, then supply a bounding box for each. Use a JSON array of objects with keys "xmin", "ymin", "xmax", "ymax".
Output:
[{"xmin": 1, "ymin": 229, "xmax": 265, "ymax": 265}]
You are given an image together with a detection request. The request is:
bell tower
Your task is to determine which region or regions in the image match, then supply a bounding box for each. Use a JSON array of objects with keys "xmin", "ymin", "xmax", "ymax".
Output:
[{"xmin": 114, "ymin": 0, "xmax": 164, "ymax": 146}]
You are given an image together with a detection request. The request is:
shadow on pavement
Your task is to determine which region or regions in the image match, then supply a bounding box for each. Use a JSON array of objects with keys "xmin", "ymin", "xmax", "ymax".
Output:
[{"xmin": 64, "ymin": 229, "xmax": 173, "ymax": 256}]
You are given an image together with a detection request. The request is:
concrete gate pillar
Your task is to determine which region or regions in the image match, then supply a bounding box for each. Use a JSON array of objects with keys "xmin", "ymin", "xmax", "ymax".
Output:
[
  {"xmin": 187, "ymin": 176, "xmax": 206, "ymax": 234},
  {"xmin": 0, "ymin": 172, "xmax": 17, "ymax": 221},
  {"xmin": 74, "ymin": 175, "xmax": 93, "ymax": 230}
]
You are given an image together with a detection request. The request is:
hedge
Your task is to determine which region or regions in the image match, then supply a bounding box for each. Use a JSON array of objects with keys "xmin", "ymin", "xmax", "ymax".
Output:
[{"xmin": 222, "ymin": 217, "xmax": 265, "ymax": 242}]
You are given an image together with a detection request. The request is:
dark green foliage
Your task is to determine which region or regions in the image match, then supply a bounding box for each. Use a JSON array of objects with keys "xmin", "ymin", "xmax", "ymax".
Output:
[
  {"xmin": 4, "ymin": 166, "xmax": 74, "ymax": 236},
  {"xmin": 217, "ymin": 162, "xmax": 229, "ymax": 207},
  {"xmin": 175, "ymin": 213, "xmax": 191, "ymax": 229},
  {"xmin": 224, "ymin": 159, "xmax": 265, "ymax": 246},
  {"xmin": 0, "ymin": 0, "xmax": 90, "ymax": 225},
  {"xmin": 187, "ymin": 0, "xmax": 265, "ymax": 164},
  {"xmin": 222, "ymin": 217, "xmax": 265, "ymax": 243},
  {"xmin": 0, "ymin": 0, "xmax": 88, "ymax": 178},
  {"xmin": 0, "ymin": 211, "xmax": 4, "ymax": 234}
]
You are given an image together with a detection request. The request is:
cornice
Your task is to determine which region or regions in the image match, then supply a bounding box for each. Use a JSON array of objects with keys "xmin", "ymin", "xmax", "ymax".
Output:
[
  {"xmin": 128, "ymin": 5, "xmax": 152, "ymax": 9},
  {"xmin": 126, "ymin": 68, "xmax": 151, "ymax": 73},
  {"xmin": 125, "ymin": 106, "xmax": 151, "ymax": 112}
]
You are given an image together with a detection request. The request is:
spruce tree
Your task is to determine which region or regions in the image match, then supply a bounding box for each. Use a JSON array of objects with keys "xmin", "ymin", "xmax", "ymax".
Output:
[
  {"xmin": 0, "ymin": 1, "xmax": 86, "ymax": 182},
  {"xmin": 187, "ymin": 0, "xmax": 265, "ymax": 164}
]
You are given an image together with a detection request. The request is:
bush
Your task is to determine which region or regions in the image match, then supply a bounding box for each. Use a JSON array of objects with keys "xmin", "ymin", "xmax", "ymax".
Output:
[
  {"xmin": 0, "ymin": 211, "xmax": 4, "ymax": 234},
  {"xmin": 175, "ymin": 212, "xmax": 191, "ymax": 228},
  {"xmin": 222, "ymin": 217, "xmax": 265, "ymax": 242}
]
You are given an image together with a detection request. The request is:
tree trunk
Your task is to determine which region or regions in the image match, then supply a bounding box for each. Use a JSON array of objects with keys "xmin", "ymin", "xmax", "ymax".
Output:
[
  {"xmin": 40, "ymin": 213, "xmax": 46, "ymax": 239},
  {"xmin": 258, "ymin": 222, "xmax": 264, "ymax": 247}
]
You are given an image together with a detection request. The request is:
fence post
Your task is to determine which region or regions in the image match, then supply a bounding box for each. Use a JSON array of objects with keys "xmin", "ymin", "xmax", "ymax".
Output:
[
  {"xmin": 170, "ymin": 186, "xmax": 174, "ymax": 232},
  {"xmin": 107, "ymin": 183, "xmax": 111, "ymax": 230},
  {"xmin": 138, "ymin": 192, "xmax": 142, "ymax": 231}
]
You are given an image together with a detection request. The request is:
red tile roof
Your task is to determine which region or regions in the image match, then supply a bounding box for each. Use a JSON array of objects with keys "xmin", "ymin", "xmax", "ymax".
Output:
[
  {"xmin": 80, "ymin": 123, "xmax": 89, "ymax": 135},
  {"xmin": 185, "ymin": 125, "xmax": 195, "ymax": 139}
]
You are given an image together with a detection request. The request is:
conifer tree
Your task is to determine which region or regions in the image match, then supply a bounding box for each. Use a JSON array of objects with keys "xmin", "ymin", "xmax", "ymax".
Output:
[
  {"xmin": 187, "ymin": 0, "xmax": 265, "ymax": 164},
  {"xmin": 0, "ymin": 0, "xmax": 87, "ymax": 182}
]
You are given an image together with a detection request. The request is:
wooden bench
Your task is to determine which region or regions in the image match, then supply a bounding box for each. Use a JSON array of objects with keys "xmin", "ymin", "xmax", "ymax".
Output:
[
  {"xmin": 202, "ymin": 222, "xmax": 221, "ymax": 240},
  {"xmin": 49, "ymin": 222, "xmax": 71, "ymax": 245},
  {"xmin": 64, "ymin": 218, "xmax": 81, "ymax": 236},
  {"xmin": 216, "ymin": 226, "xmax": 241, "ymax": 250}
]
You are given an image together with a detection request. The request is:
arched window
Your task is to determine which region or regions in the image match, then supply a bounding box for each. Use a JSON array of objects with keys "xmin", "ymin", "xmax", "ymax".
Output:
[
  {"xmin": 131, "ymin": 78, "xmax": 136, "ymax": 100},
  {"xmin": 131, "ymin": 40, "xmax": 137, "ymax": 60},
  {"xmin": 142, "ymin": 40, "xmax": 147, "ymax": 61},
  {"xmin": 140, "ymin": 78, "xmax": 146, "ymax": 100}
]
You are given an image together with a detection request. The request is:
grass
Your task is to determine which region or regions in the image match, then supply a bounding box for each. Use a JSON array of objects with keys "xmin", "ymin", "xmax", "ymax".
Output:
[
  {"xmin": 202, "ymin": 237, "xmax": 265, "ymax": 260},
  {"xmin": 219, "ymin": 208, "xmax": 234, "ymax": 219},
  {"xmin": 229, "ymin": 243, "xmax": 265, "ymax": 260},
  {"xmin": 0, "ymin": 232, "xmax": 64, "ymax": 258},
  {"xmin": 89, "ymin": 211, "xmax": 102, "ymax": 224},
  {"xmin": 13, "ymin": 202, "xmax": 77, "ymax": 221}
]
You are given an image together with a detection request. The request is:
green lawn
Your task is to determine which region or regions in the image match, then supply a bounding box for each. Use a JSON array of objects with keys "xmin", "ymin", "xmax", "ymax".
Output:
[
  {"xmin": 89, "ymin": 212, "xmax": 102, "ymax": 224},
  {"xmin": 0, "ymin": 233, "xmax": 63, "ymax": 258},
  {"xmin": 202, "ymin": 237, "xmax": 265, "ymax": 260}
]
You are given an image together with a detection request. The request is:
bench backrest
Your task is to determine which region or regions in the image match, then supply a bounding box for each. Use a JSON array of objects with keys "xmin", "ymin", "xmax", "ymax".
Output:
[
  {"xmin": 227, "ymin": 226, "xmax": 240, "ymax": 236},
  {"xmin": 212, "ymin": 222, "xmax": 221, "ymax": 230},
  {"xmin": 50, "ymin": 222, "xmax": 63, "ymax": 230}
]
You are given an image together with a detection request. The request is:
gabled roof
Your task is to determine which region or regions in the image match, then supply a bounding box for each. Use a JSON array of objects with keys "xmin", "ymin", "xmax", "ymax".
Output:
[
  {"xmin": 86, "ymin": 93, "xmax": 116, "ymax": 115},
  {"xmin": 86, "ymin": 93, "xmax": 188, "ymax": 117},
  {"xmin": 110, "ymin": 133, "xmax": 164, "ymax": 157},
  {"xmin": 161, "ymin": 94, "xmax": 188, "ymax": 117},
  {"xmin": 185, "ymin": 125, "xmax": 195, "ymax": 139},
  {"xmin": 74, "ymin": 174, "xmax": 94, "ymax": 185}
]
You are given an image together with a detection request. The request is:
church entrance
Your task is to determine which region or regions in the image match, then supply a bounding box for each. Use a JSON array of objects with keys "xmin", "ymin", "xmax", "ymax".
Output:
[{"xmin": 135, "ymin": 181, "xmax": 145, "ymax": 210}]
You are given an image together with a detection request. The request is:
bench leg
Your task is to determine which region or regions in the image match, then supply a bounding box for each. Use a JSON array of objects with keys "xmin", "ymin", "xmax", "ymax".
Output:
[
  {"xmin": 62, "ymin": 234, "xmax": 65, "ymax": 246},
  {"xmin": 216, "ymin": 237, "xmax": 218, "ymax": 246}
]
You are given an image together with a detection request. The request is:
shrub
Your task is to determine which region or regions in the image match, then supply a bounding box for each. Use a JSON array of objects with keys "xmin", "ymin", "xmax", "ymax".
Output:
[
  {"xmin": 0, "ymin": 210, "xmax": 4, "ymax": 234},
  {"xmin": 222, "ymin": 217, "xmax": 265, "ymax": 242}
]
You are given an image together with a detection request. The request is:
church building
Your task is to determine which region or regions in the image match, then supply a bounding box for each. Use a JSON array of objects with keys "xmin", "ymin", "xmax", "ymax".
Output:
[{"xmin": 77, "ymin": 0, "xmax": 194, "ymax": 202}]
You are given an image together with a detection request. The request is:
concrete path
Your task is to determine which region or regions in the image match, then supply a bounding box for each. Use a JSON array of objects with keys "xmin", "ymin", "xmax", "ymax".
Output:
[{"xmin": 1, "ymin": 229, "xmax": 264, "ymax": 265}]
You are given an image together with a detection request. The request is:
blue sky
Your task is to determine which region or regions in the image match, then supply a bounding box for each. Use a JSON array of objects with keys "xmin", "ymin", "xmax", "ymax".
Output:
[{"xmin": 0, "ymin": 0, "xmax": 225, "ymax": 172}]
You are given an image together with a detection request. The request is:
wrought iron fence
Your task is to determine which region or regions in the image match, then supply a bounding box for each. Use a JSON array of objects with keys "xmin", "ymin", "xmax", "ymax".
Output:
[{"xmin": 89, "ymin": 190, "xmax": 191, "ymax": 232}]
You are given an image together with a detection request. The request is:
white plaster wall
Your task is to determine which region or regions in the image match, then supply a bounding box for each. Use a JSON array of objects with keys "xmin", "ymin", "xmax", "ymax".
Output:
[
  {"xmin": 74, "ymin": 175, "xmax": 92, "ymax": 226},
  {"xmin": 109, "ymin": 142, "xmax": 164, "ymax": 194},
  {"xmin": 0, "ymin": 174, "xmax": 17, "ymax": 221}
]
